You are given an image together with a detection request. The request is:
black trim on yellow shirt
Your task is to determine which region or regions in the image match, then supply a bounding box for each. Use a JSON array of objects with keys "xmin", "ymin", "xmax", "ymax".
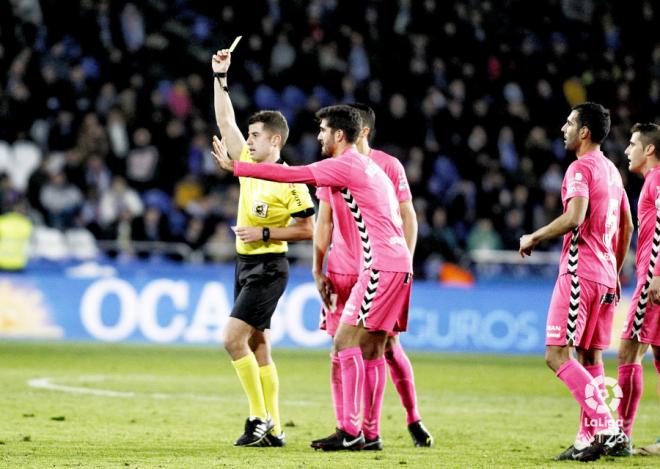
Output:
[{"xmin": 291, "ymin": 207, "xmax": 315, "ymax": 218}]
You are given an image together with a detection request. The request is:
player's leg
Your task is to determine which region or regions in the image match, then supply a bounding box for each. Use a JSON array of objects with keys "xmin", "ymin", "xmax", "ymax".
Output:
[
  {"xmin": 617, "ymin": 339, "xmax": 647, "ymax": 442},
  {"xmin": 633, "ymin": 345, "xmax": 660, "ymax": 455},
  {"xmin": 312, "ymin": 272, "xmax": 368, "ymax": 450},
  {"xmin": 655, "ymin": 345, "xmax": 660, "ymax": 443},
  {"xmin": 310, "ymin": 343, "xmax": 344, "ymax": 448},
  {"xmin": 574, "ymin": 347, "xmax": 605, "ymax": 449},
  {"xmin": 617, "ymin": 276, "xmax": 652, "ymax": 448},
  {"xmin": 384, "ymin": 334, "xmax": 433, "ymax": 447},
  {"xmin": 546, "ymin": 276, "xmax": 626, "ymax": 461},
  {"xmin": 329, "ymin": 343, "xmax": 343, "ymax": 430},
  {"xmin": 311, "ymin": 322, "xmax": 367, "ymax": 451},
  {"xmin": 316, "ymin": 290, "xmax": 343, "ymax": 431},
  {"xmin": 360, "ymin": 329, "xmax": 387, "ymax": 450},
  {"xmin": 547, "ymin": 344, "xmax": 624, "ymax": 459},
  {"xmin": 323, "ymin": 273, "xmax": 356, "ymax": 433}
]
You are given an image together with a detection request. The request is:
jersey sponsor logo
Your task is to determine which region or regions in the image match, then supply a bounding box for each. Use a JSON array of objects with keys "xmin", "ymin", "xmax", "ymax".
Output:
[
  {"xmin": 343, "ymin": 302, "xmax": 355, "ymax": 320},
  {"xmin": 546, "ymin": 324, "xmax": 561, "ymax": 339},
  {"xmin": 398, "ymin": 173, "xmax": 408, "ymax": 191},
  {"xmin": 574, "ymin": 172, "xmax": 583, "ymax": 181},
  {"xmin": 567, "ymin": 181, "xmax": 586, "ymax": 194},
  {"xmin": 252, "ymin": 200, "xmax": 269, "ymax": 218}
]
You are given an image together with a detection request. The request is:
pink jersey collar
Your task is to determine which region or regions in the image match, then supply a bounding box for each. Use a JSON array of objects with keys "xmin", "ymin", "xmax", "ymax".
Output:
[
  {"xmin": 579, "ymin": 148, "xmax": 604, "ymax": 159},
  {"xmin": 645, "ymin": 165, "xmax": 660, "ymax": 179}
]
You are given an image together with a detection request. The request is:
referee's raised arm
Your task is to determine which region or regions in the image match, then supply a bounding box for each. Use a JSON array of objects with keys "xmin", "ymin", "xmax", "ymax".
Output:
[{"xmin": 212, "ymin": 49, "xmax": 246, "ymax": 159}]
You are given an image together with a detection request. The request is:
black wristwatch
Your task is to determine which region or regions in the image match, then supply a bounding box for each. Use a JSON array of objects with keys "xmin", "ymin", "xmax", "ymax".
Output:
[{"xmin": 262, "ymin": 227, "xmax": 270, "ymax": 242}]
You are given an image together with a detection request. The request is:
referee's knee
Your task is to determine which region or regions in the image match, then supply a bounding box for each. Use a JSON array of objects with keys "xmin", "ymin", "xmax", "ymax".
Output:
[{"xmin": 224, "ymin": 333, "xmax": 246, "ymax": 357}]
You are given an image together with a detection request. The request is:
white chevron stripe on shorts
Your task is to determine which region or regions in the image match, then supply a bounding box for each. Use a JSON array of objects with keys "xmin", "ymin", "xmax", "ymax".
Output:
[
  {"xmin": 357, "ymin": 269, "xmax": 380, "ymax": 326},
  {"xmin": 566, "ymin": 228, "xmax": 579, "ymax": 346}
]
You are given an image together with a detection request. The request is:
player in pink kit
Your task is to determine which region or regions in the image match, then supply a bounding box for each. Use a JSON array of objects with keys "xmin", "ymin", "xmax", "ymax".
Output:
[
  {"xmin": 313, "ymin": 104, "xmax": 432, "ymax": 450},
  {"xmin": 212, "ymin": 104, "xmax": 413, "ymax": 451},
  {"xmin": 616, "ymin": 123, "xmax": 660, "ymax": 456},
  {"xmin": 519, "ymin": 103, "xmax": 634, "ymax": 462}
]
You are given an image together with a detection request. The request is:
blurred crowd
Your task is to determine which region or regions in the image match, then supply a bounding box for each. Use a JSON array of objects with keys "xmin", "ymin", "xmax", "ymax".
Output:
[{"xmin": 0, "ymin": 0, "xmax": 658, "ymax": 277}]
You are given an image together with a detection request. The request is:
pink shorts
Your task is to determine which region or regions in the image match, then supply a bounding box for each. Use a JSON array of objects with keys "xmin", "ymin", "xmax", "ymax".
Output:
[
  {"xmin": 340, "ymin": 269, "xmax": 411, "ymax": 333},
  {"xmin": 319, "ymin": 272, "xmax": 358, "ymax": 337},
  {"xmin": 546, "ymin": 274, "xmax": 615, "ymax": 349},
  {"xmin": 621, "ymin": 276, "xmax": 660, "ymax": 346}
]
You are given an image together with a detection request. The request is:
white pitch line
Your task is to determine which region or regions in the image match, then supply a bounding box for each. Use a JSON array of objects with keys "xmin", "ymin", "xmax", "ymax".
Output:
[
  {"xmin": 28, "ymin": 377, "xmax": 136, "ymax": 398},
  {"xmin": 27, "ymin": 376, "xmax": 313, "ymax": 405}
]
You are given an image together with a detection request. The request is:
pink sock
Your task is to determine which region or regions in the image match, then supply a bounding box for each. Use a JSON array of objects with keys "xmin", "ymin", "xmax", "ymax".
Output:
[
  {"xmin": 362, "ymin": 357, "xmax": 386, "ymax": 440},
  {"xmin": 556, "ymin": 359, "xmax": 617, "ymax": 435},
  {"xmin": 617, "ymin": 363, "xmax": 643, "ymax": 437},
  {"xmin": 577, "ymin": 363, "xmax": 604, "ymax": 442},
  {"xmin": 338, "ymin": 347, "xmax": 364, "ymax": 436},
  {"xmin": 385, "ymin": 344, "xmax": 421, "ymax": 425},
  {"xmin": 330, "ymin": 355, "xmax": 343, "ymax": 430}
]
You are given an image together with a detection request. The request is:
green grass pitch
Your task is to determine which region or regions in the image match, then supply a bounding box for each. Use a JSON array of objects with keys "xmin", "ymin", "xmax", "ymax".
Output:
[{"xmin": 1, "ymin": 342, "xmax": 659, "ymax": 468}]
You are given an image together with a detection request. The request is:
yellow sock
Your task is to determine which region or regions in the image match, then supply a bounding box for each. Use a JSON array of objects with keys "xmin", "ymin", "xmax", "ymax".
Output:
[
  {"xmin": 232, "ymin": 353, "xmax": 267, "ymax": 419},
  {"xmin": 260, "ymin": 363, "xmax": 281, "ymax": 435}
]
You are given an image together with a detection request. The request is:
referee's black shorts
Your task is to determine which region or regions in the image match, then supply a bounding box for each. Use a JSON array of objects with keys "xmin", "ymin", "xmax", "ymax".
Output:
[{"xmin": 232, "ymin": 253, "xmax": 289, "ymax": 331}]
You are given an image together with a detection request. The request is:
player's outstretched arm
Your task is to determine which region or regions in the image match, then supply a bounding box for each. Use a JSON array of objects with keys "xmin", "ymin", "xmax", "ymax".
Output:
[
  {"xmin": 233, "ymin": 160, "xmax": 317, "ymax": 185},
  {"xmin": 519, "ymin": 196, "xmax": 588, "ymax": 257},
  {"xmin": 212, "ymin": 49, "xmax": 246, "ymax": 159}
]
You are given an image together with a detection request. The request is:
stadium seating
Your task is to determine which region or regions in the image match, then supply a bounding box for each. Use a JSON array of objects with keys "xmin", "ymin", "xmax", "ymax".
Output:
[
  {"xmin": 65, "ymin": 228, "xmax": 99, "ymax": 260},
  {"xmin": 30, "ymin": 226, "xmax": 69, "ymax": 261}
]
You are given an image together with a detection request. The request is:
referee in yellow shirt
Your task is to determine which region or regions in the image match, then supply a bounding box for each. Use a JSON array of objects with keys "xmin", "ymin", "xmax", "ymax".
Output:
[{"xmin": 212, "ymin": 49, "xmax": 315, "ymax": 447}]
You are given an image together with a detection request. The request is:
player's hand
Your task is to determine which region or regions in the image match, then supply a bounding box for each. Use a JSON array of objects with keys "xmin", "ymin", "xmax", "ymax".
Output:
[
  {"xmin": 519, "ymin": 234, "xmax": 536, "ymax": 258},
  {"xmin": 212, "ymin": 49, "xmax": 231, "ymax": 73},
  {"xmin": 211, "ymin": 136, "xmax": 234, "ymax": 172},
  {"xmin": 232, "ymin": 226, "xmax": 265, "ymax": 244},
  {"xmin": 313, "ymin": 271, "xmax": 334, "ymax": 311},
  {"xmin": 649, "ymin": 276, "xmax": 660, "ymax": 305},
  {"xmin": 616, "ymin": 278, "xmax": 622, "ymax": 303}
]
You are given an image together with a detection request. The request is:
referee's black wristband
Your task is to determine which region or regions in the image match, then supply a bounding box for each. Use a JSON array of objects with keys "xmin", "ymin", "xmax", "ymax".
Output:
[
  {"xmin": 262, "ymin": 227, "xmax": 270, "ymax": 242},
  {"xmin": 213, "ymin": 72, "xmax": 228, "ymax": 92}
]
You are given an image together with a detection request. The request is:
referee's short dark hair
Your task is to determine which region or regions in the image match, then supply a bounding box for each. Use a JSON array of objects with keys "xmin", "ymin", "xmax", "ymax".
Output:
[
  {"xmin": 315, "ymin": 105, "xmax": 362, "ymax": 143},
  {"xmin": 248, "ymin": 110, "xmax": 289, "ymax": 147},
  {"xmin": 572, "ymin": 102, "xmax": 611, "ymax": 144}
]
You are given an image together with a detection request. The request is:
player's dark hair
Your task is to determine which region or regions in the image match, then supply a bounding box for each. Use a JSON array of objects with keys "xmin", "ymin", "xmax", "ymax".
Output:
[
  {"xmin": 248, "ymin": 110, "xmax": 289, "ymax": 147},
  {"xmin": 631, "ymin": 123, "xmax": 660, "ymax": 157},
  {"xmin": 315, "ymin": 105, "xmax": 361, "ymax": 143},
  {"xmin": 572, "ymin": 102, "xmax": 610, "ymax": 144},
  {"xmin": 348, "ymin": 103, "xmax": 376, "ymax": 143}
]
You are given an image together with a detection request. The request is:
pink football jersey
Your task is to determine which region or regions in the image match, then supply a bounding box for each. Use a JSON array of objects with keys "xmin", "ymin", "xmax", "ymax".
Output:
[
  {"xmin": 559, "ymin": 149, "xmax": 629, "ymax": 288},
  {"xmin": 318, "ymin": 149, "xmax": 412, "ymax": 275},
  {"xmin": 635, "ymin": 166, "xmax": 660, "ymax": 277},
  {"xmin": 234, "ymin": 147, "xmax": 412, "ymax": 272}
]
